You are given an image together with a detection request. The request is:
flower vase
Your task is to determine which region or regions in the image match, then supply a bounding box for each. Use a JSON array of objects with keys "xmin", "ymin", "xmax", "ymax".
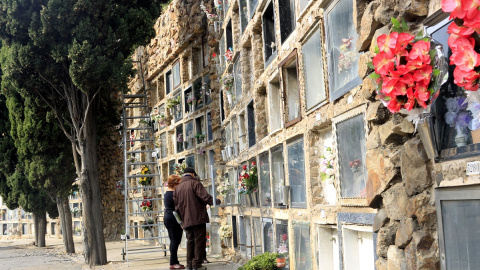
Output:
[
  {"xmin": 455, "ymin": 127, "xmax": 468, "ymax": 147},
  {"xmin": 226, "ymin": 146, "xmax": 232, "ymax": 158},
  {"xmin": 276, "ymin": 257, "xmax": 286, "ymax": 267},
  {"xmin": 169, "ymin": 108, "xmax": 174, "ymax": 115},
  {"xmin": 227, "ymin": 93, "xmax": 233, "ymax": 105}
]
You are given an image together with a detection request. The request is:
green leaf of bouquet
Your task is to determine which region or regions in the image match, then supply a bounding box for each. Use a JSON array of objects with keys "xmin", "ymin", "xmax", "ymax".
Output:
[
  {"xmin": 402, "ymin": 19, "xmax": 409, "ymax": 32},
  {"xmin": 391, "ymin": 17, "xmax": 400, "ymax": 28},
  {"xmin": 429, "ymin": 49, "xmax": 436, "ymax": 61},
  {"xmin": 374, "ymin": 46, "xmax": 380, "ymax": 54},
  {"xmin": 321, "ymin": 173, "xmax": 327, "ymax": 182},
  {"xmin": 367, "ymin": 61, "xmax": 375, "ymax": 69},
  {"xmin": 414, "ymin": 29, "xmax": 424, "ymax": 41},
  {"xmin": 433, "ymin": 69, "xmax": 440, "ymax": 76},
  {"xmin": 369, "ymin": 72, "xmax": 381, "ymax": 79}
]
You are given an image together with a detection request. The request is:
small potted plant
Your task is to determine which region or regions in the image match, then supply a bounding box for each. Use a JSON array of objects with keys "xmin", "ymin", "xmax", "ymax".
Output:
[
  {"xmin": 276, "ymin": 241, "xmax": 288, "ymax": 267},
  {"xmin": 195, "ymin": 132, "xmax": 206, "ymax": 144}
]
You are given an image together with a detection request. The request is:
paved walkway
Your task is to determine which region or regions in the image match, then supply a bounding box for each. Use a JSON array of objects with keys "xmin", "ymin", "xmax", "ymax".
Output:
[{"xmin": 0, "ymin": 237, "xmax": 242, "ymax": 270}]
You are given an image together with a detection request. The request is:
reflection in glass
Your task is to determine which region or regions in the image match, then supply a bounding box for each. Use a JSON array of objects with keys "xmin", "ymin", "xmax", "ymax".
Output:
[
  {"xmin": 441, "ymin": 200, "xmax": 480, "ymax": 269},
  {"xmin": 288, "ymin": 138, "xmax": 306, "ymax": 208},
  {"xmin": 302, "ymin": 29, "xmax": 326, "ymax": 109},
  {"xmin": 259, "ymin": 152, "xmax": 271, "ymax": 207},
  {"xmin": 336, "ymin": 114, "xmax": 366, "ymax": 197},
  {"xmin": 271, "ymin": 146, "xmax": 286, "ymax": 206},
  {"xmin": 325, "ymin": 0, "xmax": 360, "ymax": 100},
  {"xmin": 294, "ymin": 223, "xmax": 312, "ymax": 269}
]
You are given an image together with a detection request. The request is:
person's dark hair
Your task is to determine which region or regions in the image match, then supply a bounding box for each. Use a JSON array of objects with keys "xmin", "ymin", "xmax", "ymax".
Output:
[
  {"xmin": 184, "ymin": 167, "xmax": 196, "ymax": 175},
  {"xmin": 167, "ymin": 174, "xmax": 182, "ymax": 189}
]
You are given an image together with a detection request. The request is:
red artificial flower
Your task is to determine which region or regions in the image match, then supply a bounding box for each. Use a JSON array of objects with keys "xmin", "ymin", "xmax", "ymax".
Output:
[
  {"xmin": 404, "ymin": 88, "xmax": 416, "ymax": 111},
  {"xmin": 441, "ymin": 0, "xmax": 467, "ymax": 19},
  {"xmin": 212, "ymin": 53, "xmax": 217, "ymax": 57},
  {"xmin": 397, "ymin": 33, "xmax": 415, "ymax": 48},
  {"xmin": 244, "ymin": 173, "xmax": 250, "ymax": 179},
  {"xmin": 448, "ymin": 35, "xmax": 476, "ymax": 53},
  {"xmin": 391, "ymin": 81, "xmax": 408, "ymax": 96},
  {"xmin": 251, "ymin": 161, "xmax": 256, "ymax": 166},
  {"xmin": 146, "ymin": 201, "xmax": 151, "ymax": 207},
  {"xmin": 243, "ymin": 165, "xmax": 247, "ymax": 170},
  {"xmin": 373, "ymin": 52, "xmax": 395, "ymax": 75},
  {"xmin": 377, "ymin": 33, "xmax": 398, "ymax": 55},
  {"xmin": 463, "ymin": 0, "xmax": 480, "ymax": 26},
  {"xmin": 282, "ymin": 234, "xmax": 288, "ymax": 242},
  {"xmin": 447, "ymin": 22, "xmax": 475, "ymax": 37},
  {"xmin": 413, "ymin": 65, "xmax": 433, "ymax": 85},
  {"xmin": 454, "ymin": 68, "xmax": 480, "ymax": 91},
  {"xmin": 415, "ymin": 82, "xmax": 431, "ymax": 102},
  {"xmin": 381, "ymin": 76, "xmax": 399, "ymax": 95},
  {"xmin": 451, "ymin": 46, "xmax": 480, "ymax": 71},
  {"xmin": 399, "ymin": 73, "xmax": 415, "ymax": 87},
  {"xmin": 407, "ymin": 40, "xmax": 431, "ymax": 61},
  {"xmin": 387, "ymin": 96, "xmax": 402, "ymax": 112}
]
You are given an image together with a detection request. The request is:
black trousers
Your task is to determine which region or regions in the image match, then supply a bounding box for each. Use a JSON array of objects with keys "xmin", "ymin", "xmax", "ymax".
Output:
[
  {"xmin": 184, "ymin": 223, "xmax": 206, "ymax": 269},
  {"xmin": 164, "ymin": 212, "xmax": 184, "ymax": 265}
]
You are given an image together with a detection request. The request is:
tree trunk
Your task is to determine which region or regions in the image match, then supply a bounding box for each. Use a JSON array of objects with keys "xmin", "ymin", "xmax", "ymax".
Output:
[
  {"xmin": 33, "ymin": 213, "xmax": 39, "ymax": 246},
  {"xmin": 36, "ymin": 212, "xmax": 47, "ymax": 247},
  {"xmin": 79, "ymin": 108, "xmax": 107, "ymax": 265},
  {"xmin": 57, "ymin": 196, "xmax": 75, "ymax": 253}
]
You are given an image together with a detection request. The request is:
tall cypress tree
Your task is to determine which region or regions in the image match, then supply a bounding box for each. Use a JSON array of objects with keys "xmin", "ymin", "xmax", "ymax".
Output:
[
  {"xmin": 0, "ymin": 0, "xmax": 167, "ymax": 264},
  {"xmin": 3, "ymin": 79, "xmax": 76, "ymax": 250},
  {"xmin": 0, "ymin": 90, "xmax": 59, "ymax": 247}
]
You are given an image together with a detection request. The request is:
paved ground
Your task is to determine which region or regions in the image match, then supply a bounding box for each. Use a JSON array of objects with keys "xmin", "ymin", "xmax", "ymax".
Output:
[{"xmin": 0, "ymin": 237, "xmax": 242, "ymax": 270}]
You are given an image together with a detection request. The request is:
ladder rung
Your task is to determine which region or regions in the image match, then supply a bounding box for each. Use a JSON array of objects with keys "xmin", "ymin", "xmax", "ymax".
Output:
[
  {"xmin": 125, "ymin": 116, "xmax": 151, "ymax": 119},
  {"xmin": 123, "ymin": 94, "xmax": 147, "ymax": 99},
  {"xmin": 127, "ymin": 197, "xmax": 164, "ymax": 203},
  {"xmin": 124, "ymin": 105, "xmax": 148, "ymax": 109},
  {"xmin": 127, "ymin": 185, "xmax": 163, "ymax": 190},
  {"xmin": 127, "ymin": 236, "xmax": 169, "ymax": 241},
  {"xmin": 124, "ymin": 102, "xmax": 145, "ymax": 105},
  {"xmin": 125, "ymin": 127, "xmax": 151, "ymax": 130},
  {"xmin": 127, "ymin": 210, "xmax": 164, "ymax": 215},
  {"xmin": 126, "ymin": 138, "xmax": 154, "ymax": 142},
  {"xmin": 127, "ymin": 162, "xmax": 157, "ymax": 166},
  {"xmin": 127, "ymin": 173, "xmax": 160, "ymax": 178},
  {"xmin": 127, "ymin": 150, "xmax": 156, "ymax": 154},
  {"xmin": 128, "ymin": 223, "xmax": 162, "ymax": 228},
  {"xmin": 126, "ymin": 246, "xmax": 169, "ymax": 253}
]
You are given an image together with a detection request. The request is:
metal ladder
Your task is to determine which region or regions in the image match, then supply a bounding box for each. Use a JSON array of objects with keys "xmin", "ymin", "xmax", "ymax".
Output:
[{"xmin": 121, "ymin": 59, "xmax": 169, "ymax": 263}]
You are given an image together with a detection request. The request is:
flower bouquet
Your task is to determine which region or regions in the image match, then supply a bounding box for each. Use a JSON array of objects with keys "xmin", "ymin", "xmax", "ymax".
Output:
[
  {"xmin": 218, "ymin": 222, "xmax": 232, "ymax": 239},
  {"xmin": 217, "ymin": 178, "xmax": 234, "ymax": 196},
  {"xmin": 174, "ymin": 161, "xmax": 187, "ymax": 175},
  {"xmin": 369, "ymin": 18, "xmax": 448, "ymax": 122},
  {"xmin": 338, "ymin": 37, "xmax": 357, "ymax": 72},
  {"xmin": 140, "ymin": 197, "xmax": 153, "ymax": 212},
  {"xmin": 139, "ymin": 165, "xmax": 153, "ymax": 186},
  {"xmin": 441, "ymin": 0, "xmax": 480, "ymax": 118},
  {"xmin": 206, "ymin": 232, "xmax": 211, "ymax": 250},
  {"xmin": 320, "ymin": 147, "xmax": 335, "ymax": 182},
  {"xmin": 225, "ymin": 47, "xmax": 233, "ymax": 64},
  {"xmin": 177, "ymin": 133, "xmax": 183, "ymax": 143},
  {"xmin": 445, "ymin": 96, "xmax": 472, "ymax": 146},
  {"xmin": 195, "ymin": 132, "xmax": 206, "ymax": 143},
  {"xmin": 115, "ymin": 180, "xmax": 124, "ymax": 190},
  {"xmin": 349, "ymin": 159, "xmax": 362, "ymax": 174},
  {"xmin": 197, "ymin": 148, "xmax": 206, "ymax": 156},
  {"xmin": 200, "ymin": 3, "xmax": 219, "ymax": 24},
  {"xmin": 238, "ymin": 161, "xmax": 258, "ymax": 195},
  {"xmin": 221, "ymin": 73, "xmax": 235, "ymax": 104}
]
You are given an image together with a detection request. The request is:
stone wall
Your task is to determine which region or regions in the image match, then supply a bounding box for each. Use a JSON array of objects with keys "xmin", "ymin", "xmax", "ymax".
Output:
[
  {"xmin": 98, "ymin": 109, "xmax": 125, "ymax": 240},
  {"xmin": 360, "ymin": 0, "xmax": 442, "ymax": 269}
]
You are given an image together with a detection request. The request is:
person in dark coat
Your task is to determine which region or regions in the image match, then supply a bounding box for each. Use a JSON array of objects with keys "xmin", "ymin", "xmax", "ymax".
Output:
[
  {"xmin": 174, "ymin": 167, "xmax": 218, "ymax": 270},
  {"xmin": 164, "ymin": 175, "xmax": 185, "ymax": 269}
]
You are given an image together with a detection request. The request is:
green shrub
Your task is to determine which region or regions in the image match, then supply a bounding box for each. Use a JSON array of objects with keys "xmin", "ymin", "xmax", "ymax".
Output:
[{"xmin": 238, "ymin": 252, "xmax": 279, "ymax": 270}]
